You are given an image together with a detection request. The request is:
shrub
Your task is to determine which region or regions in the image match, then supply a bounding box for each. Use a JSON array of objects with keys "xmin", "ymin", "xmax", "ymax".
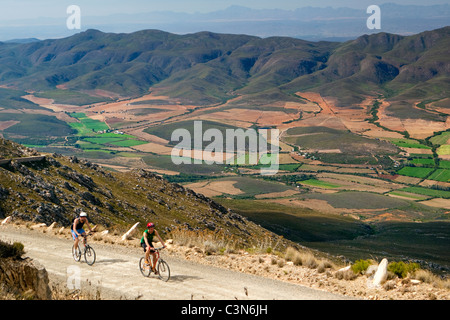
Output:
[
  {"xmin": 335, "ymin": 269, "xmax": 357, "ymax": 281},
  {"xmin": 0, "ymin": 240, "xmax": 25, "ymax": 259},
  {"xmin": 285, "ymin": 247, "xmax": 319, "ymax": 268},
  {"xmin": 285, "ymin": 247, "xmax": 303, "ymax": 266},
  {"xmin": 351, "ymin": 259, "xmax": 372, "ymax": 275},
  {"xmin": 388, "ymin": 261, "xmax": 420, "ymax": 278}
]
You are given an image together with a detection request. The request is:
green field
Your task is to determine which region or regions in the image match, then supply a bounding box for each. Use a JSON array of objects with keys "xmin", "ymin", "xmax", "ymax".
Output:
[
  {"xmin": 69, "ymin": 112, "xmax": 109, "ymax": 135},
  {"xmin": 428, "ymin": 169, "xmax": 450, "ymax": 182},
  {"xmin": 387, "ymin": 191, "xmax": 429, "ymax": 200},
  {"xmin": 439, "ymin": 160, "xmax": 450, "ymax": 169},
  {"xmin": 68, "ymin": 112, "xmax": 146, "ymax": 151},
  {"xmin": 409, "ymin": 158, "xmax": 435, "ymax": 166},
  {"xmin": 400, "ymin": 186, "xmax": 450, "ymax": 199},
  {"xmin": 397, "ymin": 166, "xmax": 434, "ymax": 178},
  {"xmin": 387, "ymin": 138, "xmax": 431, "ymax": 149},
  {"xmin": 430, "ymin": 131, "xmax": 450, "ymax": 145},
  {"xmin": 300, "ymin": 179, "xmax": 341, "ymax": 189},
  {"xmin": 437, "ymin": 145, "xmax": 450, "ymax": 155}
]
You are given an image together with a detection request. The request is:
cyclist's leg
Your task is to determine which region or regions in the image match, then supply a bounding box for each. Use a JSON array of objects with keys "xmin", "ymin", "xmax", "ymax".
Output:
[
  {"xmin": 78, "ymin": 229, "xmax": 86, "ymax": 245},
  {"xmin": 143, "ymin": 243, "xmax": 151, "ymax": 264},
  {"xmin": 72, "ymin": 229, "xmax": 80, "ymax": 248},
  {"xmin": 150, "ymin": 246, "xmax": 157, "ymax": 271}
]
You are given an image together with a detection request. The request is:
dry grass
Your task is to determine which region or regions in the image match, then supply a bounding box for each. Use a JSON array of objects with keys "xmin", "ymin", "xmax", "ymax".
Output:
[
  {"xmin": 413, "ymin": 270, "xmax": 450, "ymax": 290},
  {"xmin": 284, "ymin": 246, "xmax": 336, "ymax": 272},
  {"xmin": 169, "ymin": 227, "xmax": 241, "ymax": 255}
]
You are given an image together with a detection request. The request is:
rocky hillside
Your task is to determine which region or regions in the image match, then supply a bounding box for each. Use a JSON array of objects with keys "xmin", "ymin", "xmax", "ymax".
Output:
[{"xmin": 0, "ymin": 137, "xmax": 282, "ymax": 248}]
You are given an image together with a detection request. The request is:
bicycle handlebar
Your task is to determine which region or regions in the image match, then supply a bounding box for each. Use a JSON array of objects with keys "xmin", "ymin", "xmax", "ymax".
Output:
[{"xmin": 82, "ymin": 231, "xmax": 95, "ymax": 238}]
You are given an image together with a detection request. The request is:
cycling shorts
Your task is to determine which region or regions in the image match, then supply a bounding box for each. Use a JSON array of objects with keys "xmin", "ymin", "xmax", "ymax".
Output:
[
  {"xmin": 71, "ymin": 228, "xmax": 85, "ymax": 240},
  {"xmin": 141, "ymin": 242, "xmax": 155, "ymax": 252}
]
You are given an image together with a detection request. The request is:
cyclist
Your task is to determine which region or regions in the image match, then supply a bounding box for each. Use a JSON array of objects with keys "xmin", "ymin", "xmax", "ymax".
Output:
[
  {"xmin": 141, "ymin": 222, "xmax": 166, "ymax": 274},
  {"xmin": 71, "ymin": 211, "xmax": 93, "ymax": 249}
]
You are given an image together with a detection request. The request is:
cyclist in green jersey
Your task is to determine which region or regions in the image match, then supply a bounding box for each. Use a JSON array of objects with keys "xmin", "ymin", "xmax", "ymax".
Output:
[{"xmin": 141, "ymin": 222, "xmax": 166, "ymax": 273}]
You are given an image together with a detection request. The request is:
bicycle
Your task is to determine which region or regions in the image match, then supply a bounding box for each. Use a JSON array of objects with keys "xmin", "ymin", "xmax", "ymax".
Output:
[
  {"xmin": 139, "ymin": 247, "xmax": 170, "ymax": 281},
  {"xmin": 72, "ymin": 233, "xmax": 96, "ymax": 266}
]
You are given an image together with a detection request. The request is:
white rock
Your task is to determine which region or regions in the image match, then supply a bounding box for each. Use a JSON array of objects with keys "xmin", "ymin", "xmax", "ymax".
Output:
[
  {"xmin": 1, "ymin": 216, "xmax": 12, "ymax": 225},
  {"xmin": 47, "ymin": 222, "xmax": 57, "ymax": 230},
  {"xmin": 338, "ymin": 265, "xmax": 351, "ymax": 272},
  {"xmin": 366, "ymin": 264, "xmax": 378, "ymax": 276},
  {"xmin": 373, "ymin": 258, "xmax": 388, "ymax": 287},
  {"xmin": 121, "ymin": 222, "xmax": 139, "ymax": 241}
]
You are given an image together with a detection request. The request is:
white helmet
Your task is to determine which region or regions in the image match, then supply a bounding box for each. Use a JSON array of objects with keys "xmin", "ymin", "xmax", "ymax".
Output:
[{"xmin": 79, "ymin": 211, "xmax": 88, "ymax": 217}]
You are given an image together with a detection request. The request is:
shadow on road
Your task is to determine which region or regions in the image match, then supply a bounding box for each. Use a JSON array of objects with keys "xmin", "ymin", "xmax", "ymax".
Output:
[
  {"xmin": 93, "ymin": 258, "xmax": 128, "ymax": 265},
  {"xmin": 164, "ymin": 274, "xmax": 201, "ymax": 283}
]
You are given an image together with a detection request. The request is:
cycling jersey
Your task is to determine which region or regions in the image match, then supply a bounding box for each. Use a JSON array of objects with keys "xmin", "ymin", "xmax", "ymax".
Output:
[
  {"xmin": 71, "ymin": 217, "xmax": 85, "ymax": 231},
  {"xmin": 140, "ymin": 229, "xmax": 155, "ymax": 244}
]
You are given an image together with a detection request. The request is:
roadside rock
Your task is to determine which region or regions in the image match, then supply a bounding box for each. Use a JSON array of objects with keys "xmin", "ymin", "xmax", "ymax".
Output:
[
  {"xmin": 373, "ymin": 258, "xmax": 388, "ymax": 287},
  {"xmin": 0, "ymin": 257, "xmax": 52, "ymax": 300}
]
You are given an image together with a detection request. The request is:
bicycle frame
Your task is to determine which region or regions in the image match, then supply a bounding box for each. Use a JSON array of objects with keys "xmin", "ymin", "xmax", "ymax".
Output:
[
  {"xmin": 139, "ymin": 247, "xmax": 170, "ymax": 281},
  {"xmin": 72, "ymin": 233, "xmax": 96, "ymax": 265}
]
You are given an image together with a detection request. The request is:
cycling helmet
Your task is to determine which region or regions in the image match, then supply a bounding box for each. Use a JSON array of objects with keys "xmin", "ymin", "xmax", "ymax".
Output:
[
  {"xmin": 80, "ymin": 211, "xmax": 88, "ymax": 217},
  {"xmin": 147, "ymin": 222, "xmax": 155, "ymax": 228}
]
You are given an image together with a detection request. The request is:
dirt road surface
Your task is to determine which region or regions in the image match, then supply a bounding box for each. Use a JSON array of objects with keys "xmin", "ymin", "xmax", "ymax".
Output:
[{"xmin": 0, "ymin": 225, "xmax": 351, "ymax": 300}]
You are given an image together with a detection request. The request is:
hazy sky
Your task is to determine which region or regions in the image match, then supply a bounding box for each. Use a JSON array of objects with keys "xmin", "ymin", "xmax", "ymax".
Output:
[{"xmin": 1, "ymin": 0, "xmax": 448, "ymax": 20}]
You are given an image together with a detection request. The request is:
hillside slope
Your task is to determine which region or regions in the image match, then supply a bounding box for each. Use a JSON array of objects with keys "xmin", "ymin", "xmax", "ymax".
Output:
[
  {"xmin": 0, "ymin": 137, "xmax": 282, "ymax": 248},
  {"xmin": 0, "ymin": 27, "xmax": 448, "ymax": 108}
]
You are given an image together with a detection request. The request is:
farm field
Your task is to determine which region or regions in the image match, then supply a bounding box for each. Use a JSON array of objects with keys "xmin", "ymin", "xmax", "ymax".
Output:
[
  {"xmin": 396, "ymin": 167, "xmax": 435, "ymax": 179},
  {"xmin": 9, "ymin": 90, "xmax": 447, "ymax": 215}
]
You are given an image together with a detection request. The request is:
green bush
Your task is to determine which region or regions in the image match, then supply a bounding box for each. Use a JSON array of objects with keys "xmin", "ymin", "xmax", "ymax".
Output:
[
  {"xmin": 388, "ymin": 261, "xmax": 420, "ymax": 278},
  {"xmin": 351, "ymin": 259, "xmax": 372, "ymax": 274},
  {"xmin": 0, "ymin": 240, "xmax": 25, "ymax": 259}
]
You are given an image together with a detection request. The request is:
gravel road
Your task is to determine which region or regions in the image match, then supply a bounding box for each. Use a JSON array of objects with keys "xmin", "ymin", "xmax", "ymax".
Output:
[{"xmin": 0, "ymin": 225, "xmax": 351, "ymax": 300}]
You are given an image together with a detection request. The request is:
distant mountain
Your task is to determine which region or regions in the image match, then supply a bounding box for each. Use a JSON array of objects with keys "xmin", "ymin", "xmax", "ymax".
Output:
[
  {"xmin": 1, "ymin": 3, "xmax": 449, "ymax": 41},
  {"xmin": 0, "ymin": 26, "xmax": 448, "ymax": 110},
  {"xmin": 2, "ymin": 38, "xmax": 40, "ymax": 44}
]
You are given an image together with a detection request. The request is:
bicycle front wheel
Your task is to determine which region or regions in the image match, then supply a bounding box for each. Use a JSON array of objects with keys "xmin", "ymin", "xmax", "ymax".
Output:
[
  {"xmin": 157, "ymin": 259, "xmax": 170, "ymax": 282},
  {"xmin": 139, "ymin": 257, "xmax": 151, "ymax": 277},
  {"xmin": 84, "ymin": 245, "xmax": 96, "ymax": 266},
  {"xmin": 72, "ymin": 244, "xmax": 81, "ymax": 262}
]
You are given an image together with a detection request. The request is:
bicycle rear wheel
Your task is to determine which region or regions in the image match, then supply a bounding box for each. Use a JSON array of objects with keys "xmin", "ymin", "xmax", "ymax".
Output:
[
  {"xmin": 139, "ymin": 257, "xmax": 151, "ymax": 277},
  {"xmin": 157, "ymin": 259, "xmax": 170, "ymax": 282},
  {"xmin": 72, "ymin": 244, "xmax": 81, "ymax": 262},
  {"xmin": 84, "ymin": 245, "xmax": 96, "ymax": 266}
]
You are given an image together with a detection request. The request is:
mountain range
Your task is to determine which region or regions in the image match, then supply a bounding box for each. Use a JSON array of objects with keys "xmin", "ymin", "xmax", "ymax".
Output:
[
  {"xmin": 0, "ymin": 26, "xmax": 448, "ymax": 110},
  {"xmin": 1, "ymin": 3, "xmax": 449, "ymax": 41}
]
